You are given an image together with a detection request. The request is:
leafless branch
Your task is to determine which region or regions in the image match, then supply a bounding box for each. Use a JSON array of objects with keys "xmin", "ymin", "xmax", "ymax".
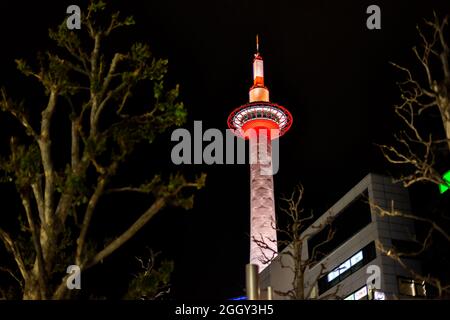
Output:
[
  {"xmin": 377, "ymin": 240, "xmax": 450, "ymax": 297},
  {"xmin": 370, "ymin": 200, "xmax": 450, "ymax": 242},
  {"xmin": 381, "ymin": 14, "xmax": 450, "ymax": 188},
  {"xmin": 254, "ymin": 183, "xmax": 338, "ymax": 300}
]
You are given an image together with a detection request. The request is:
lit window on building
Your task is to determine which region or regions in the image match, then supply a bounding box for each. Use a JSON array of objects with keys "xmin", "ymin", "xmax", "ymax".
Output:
[
  {"xmin": 398, "ymin": 278, "xmax": 426, "ymax": 297},
  {"xmin": 373, "ymin": 290, "xmax": 386, "ymax": 300},
  {"xmin": 318, "ymin": 242, "xmax": 376, "ymax": 295},
  {"xmin": 350, "ymin": 251, "xmax": 363, "ymax": 266},
  {"xmin": 340, "ymin": 260, "xmax": 351, "ymax": 274},
  {"xmin": 354, "ymin": 286, "xmax": 368, "ymax": 300},
  {"xmin": 327, "ymin": 269, "xmax": 340, "ymax": 282},
  {"xmin": 344, "ymin": 286, "xmax": 368, "ymax": 300},
  {"xmin": 326, "ymin": 250, "xmax": 364, "ymax": 283}
]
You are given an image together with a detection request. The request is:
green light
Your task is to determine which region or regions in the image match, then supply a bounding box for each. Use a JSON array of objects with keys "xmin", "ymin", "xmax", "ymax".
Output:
[{"xmin": 439, "ymin": 170, "xmax": 450, "ymax": 194}]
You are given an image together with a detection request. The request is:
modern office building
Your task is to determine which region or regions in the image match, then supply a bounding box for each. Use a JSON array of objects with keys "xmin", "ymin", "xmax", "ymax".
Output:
[{"xmin": 260, "ymin": 173, "xmax": 427, "ymax": 300}]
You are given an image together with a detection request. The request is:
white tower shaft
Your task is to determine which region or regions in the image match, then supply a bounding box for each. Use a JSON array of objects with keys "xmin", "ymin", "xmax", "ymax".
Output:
[{"xmin": 249, "ymin": 135, "xmax": 277, "ymax": 272}]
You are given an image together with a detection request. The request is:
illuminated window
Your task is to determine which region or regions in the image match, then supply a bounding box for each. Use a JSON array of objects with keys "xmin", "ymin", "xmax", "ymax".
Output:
[
  {"xmin": 373, "ymin": 291, "xmax": 386, "ymax": 300},
  {"xmin": 354, "ymin": 286, "xmax": 368, "ymax": 300},
  {"xmin": 350, "ymin": 251, "xmax": 363, "ymax": 266},
  {"xmin": 339, "ymin": 260, "xmax": 351, "ymax": 274},
  {"xmin": 344, "ymin": 286, "xmax": 368, "ymax": 300},
  {"xmin": 326, "ymin": 250, "xmax": 364, "ymax": 283},
  {"xmin": 327, "ymin": 269, "xmax": 340, "ymax": 282},
  {"xmin": 319, "ymin": 242, "xmax": 376, "ymax": 295},
  {"xmin": 398, "ymin": 278, "xmax": 426, "ymax": 297}
]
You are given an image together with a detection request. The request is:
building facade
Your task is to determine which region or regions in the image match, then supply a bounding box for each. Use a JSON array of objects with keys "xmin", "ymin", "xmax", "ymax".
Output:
[{"xmin": 260, "ymin": 173, "xmax": 427, "ymax": 300}]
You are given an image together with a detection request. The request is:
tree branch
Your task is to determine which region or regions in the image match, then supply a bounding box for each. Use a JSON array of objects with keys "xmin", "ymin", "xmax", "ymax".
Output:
[
  {"xmin": 20, "ymin": 192, "xmax": 47, "ymax": 299},
  {"xmin": 84, "ymin": 197, "xmax": 166, "ymax": 269},
  {"xmin": 31, "ymin": 182, "xmax": 45, "ymax": 224},
  {"xmin": 75, "ymin": 177, "xmax": 108, "ymax": 265},
  {"xmin": 0, "ymin": 88, "xmax": 38, "ymax": 139},
  {"xmin": 38, "ymin": 89, "xmax": 58, "ymax": 225},
  {"xmin": 376, "ymin": 240, "xmax": 450, "ymax": 297},
  {"xmin": 370, "ymin": 200, "xmax": 450, "ymax": 242},
  {"xmin": 0, "ymin": 266, "xmax": 23, "ymax": 289},
  {"xmin": 0, "ymin": 228, "xmax": 28, "ymax": 282}
]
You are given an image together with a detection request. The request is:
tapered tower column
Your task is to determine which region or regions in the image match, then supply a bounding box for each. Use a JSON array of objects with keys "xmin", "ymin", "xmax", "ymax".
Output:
[{"xmin": 249, "ymin": 136, "xmax": 277, "ymax": 270}]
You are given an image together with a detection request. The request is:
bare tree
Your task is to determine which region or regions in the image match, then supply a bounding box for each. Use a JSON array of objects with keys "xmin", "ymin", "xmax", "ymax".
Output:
[
  {"xmin": 0, "ymin": 0, "xmax": 205, "ymax": 299},
  {"xmin": 253, "ymin": 184, "xmax": 340, "ymax": 300},
  {"xmin": 370, "ymin": 200, "xmax": 450, "ymax": 298},
  {"xmin": 124, "ymin": 248, "xmax": 173, "ymax": 300},
  {"xmin": 376, "ymin": 12, "xmax": 450, "ymax": 299},
  {"xmin": 379, "ymin": 13, "xmax": 449, "ymax": 188}
]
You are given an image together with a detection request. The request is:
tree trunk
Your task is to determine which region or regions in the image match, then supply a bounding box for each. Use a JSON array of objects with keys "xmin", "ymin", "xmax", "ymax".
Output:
[{"xmin": 22, "ymin": 275, "xmax": 41, "ymax": 300}]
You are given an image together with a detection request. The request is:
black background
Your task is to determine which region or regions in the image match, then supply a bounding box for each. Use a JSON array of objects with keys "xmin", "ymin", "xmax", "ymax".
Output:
[{"xmin": 1, "ymin": 0, "xmax": 450, "ymax": 300}]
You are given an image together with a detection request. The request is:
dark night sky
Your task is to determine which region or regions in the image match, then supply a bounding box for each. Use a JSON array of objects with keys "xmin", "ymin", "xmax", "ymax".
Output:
[{"xmin": 1, "ymin": 0, "xmax": 450, "ymax": 299}]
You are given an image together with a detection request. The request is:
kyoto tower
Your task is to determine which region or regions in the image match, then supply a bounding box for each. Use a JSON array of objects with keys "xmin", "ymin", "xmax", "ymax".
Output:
[{"xmin": 227, "ymin": 36, "xmax": 293, "ymax": 272}]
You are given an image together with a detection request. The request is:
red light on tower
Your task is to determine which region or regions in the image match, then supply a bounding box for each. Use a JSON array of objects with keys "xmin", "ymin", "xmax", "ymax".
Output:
[{"xmin": 228, "ymin": 36, "xmax": 293, "ymax": 272}]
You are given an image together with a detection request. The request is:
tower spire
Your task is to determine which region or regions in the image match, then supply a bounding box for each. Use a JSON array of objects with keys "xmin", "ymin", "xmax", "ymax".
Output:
[
  {"xmin": 251, "ymin": 35, "xmax": 268, "ymax": 101},
  {"xmin": 256, "ymin": 34, "xmax": 260, "ymax": 54}
]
